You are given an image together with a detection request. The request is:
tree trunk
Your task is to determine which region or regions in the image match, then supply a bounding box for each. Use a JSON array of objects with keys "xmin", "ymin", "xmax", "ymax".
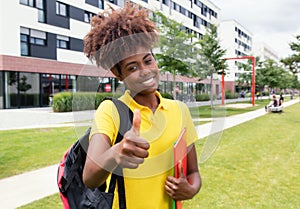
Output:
[
  {"xmin": 210, "ymin": 75, "xmax": 214, "ymax": 109},
  {"xmin": 173, "ymin": 73, "xmax": 176, "ymax": 100}
]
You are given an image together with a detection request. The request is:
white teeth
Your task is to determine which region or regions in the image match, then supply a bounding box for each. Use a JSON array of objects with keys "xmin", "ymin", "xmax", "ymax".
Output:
[{"xmin": 142, "ymin": 77, "xmax": 153, "ymax": 84}]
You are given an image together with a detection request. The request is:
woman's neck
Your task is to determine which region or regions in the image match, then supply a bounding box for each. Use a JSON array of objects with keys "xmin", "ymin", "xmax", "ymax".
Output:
[{"xmin": 132, "ymin": 92, "xmax": 159, "ymax": 112}]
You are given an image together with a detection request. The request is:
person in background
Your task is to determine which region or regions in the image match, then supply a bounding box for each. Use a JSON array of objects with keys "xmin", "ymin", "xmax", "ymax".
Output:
[
  {"xmin": 279, "ymin": 93, "xmax": 284, "ymax": 106},
  {"xmin": 265, "ymin": 94, "xmax": 278, "ymax": 112},
  {"xmin": 82, "ymin": 3, "xmax": 201, "ymax": 209}
]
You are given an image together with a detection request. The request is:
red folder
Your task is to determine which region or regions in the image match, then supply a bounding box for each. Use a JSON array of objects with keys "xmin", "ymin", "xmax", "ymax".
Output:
[{"xmin": 173, "ymin": 128, "xmax": 187, "ymax": 209}]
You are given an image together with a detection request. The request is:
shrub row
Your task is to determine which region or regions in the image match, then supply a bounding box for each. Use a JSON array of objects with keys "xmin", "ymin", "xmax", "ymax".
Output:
[
  {"xmin": 52, "ymin": 92, "xmax": 122, "ymax": 112},
  {"xmin": 225, "ymin": 91, "xmax": 239, "ymax": 99}
]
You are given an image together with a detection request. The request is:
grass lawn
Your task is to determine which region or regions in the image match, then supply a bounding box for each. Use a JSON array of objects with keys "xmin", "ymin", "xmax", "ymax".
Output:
[
  {"xmin": 17, "ymin": 102, "xmax": 300, "ymax": 208},
  {"xmin": 0, "ymin": 126, "xmax": 88, "ymax": 179},
  {"xmin": 186, "ymin": 102, "xmax": 300, "ymax": 208},
  {"xmin": 189, "ymin": 99, "xmax": 268, "ymax": 118},
  {"xmin": 0, "ymin": 101, "xmax": 265, "ymax": 179}
]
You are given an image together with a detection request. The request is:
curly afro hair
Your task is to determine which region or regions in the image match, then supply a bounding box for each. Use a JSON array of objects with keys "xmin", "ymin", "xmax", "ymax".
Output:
[{"xmin": 84, "ymin": 3, "xmax": 159, "ymax": 71}]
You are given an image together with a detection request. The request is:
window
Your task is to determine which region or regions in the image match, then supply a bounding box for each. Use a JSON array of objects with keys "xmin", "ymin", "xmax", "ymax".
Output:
[
  {"xmin": 20, "ymin": 27, "xmax": 30, "ymax": 56},
  {"xmin": 84, "ymin": 11, "xmax": 94, "ymax": 23},
  {"xmin": 163, "ymin": 0, "xmax": 170, "ymax": 6},
  {"xmin": 57, "ymin": 35, "xmax": 70, "ymax": 49},
  {"xmin": 20, "ymin": 0, "xmax": 34, "ymax": 7},
  {"xmin": 36, "ymin": 0, "xmax": 45, "ymax": 22},
  {"xmin": 56, "ymin": 2, "xmax": 68, "ymax": 16},
  {"xmin": 20, "ymin": 27, "xmax": 46, "ymax": 55},
  {"xmin": 179, "ymin": 6, "xmax": 186, "ymax": 15},
  {"xmin": 98, "ymin": 0, "xmax": 104, "ymax": 9},
  {"xmin": 30, "ymin": 29, "xmax": 46, "ymax": 45},
  {"xmin": 21, "ymin": 34, "xmax": 29, "ymax": 56}
]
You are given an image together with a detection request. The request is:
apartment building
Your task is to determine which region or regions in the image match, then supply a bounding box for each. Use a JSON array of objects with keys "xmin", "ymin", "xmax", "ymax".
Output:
[
  {"xmin": 218, "ymin": 19, "xmax": 253, "ymax": 92},
  {"xmin": 0, "ymin": 0, "xmax": 219, "ymax": 109},
  {"xmin": 252, "ymin": 41, "xmax": 280, "ymax": 63}
]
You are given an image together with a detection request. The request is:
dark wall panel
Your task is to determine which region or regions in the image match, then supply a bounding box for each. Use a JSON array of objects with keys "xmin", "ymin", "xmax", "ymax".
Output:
[
  {"xmin": 46, "ymin": 0, "xmax": 69, "ymax": 29},
  {"xmin": 70, "ymin": 38, "xmax": 84, "ymax": 52},
  {"xmin": 30, "ymin": 33, "xmax": 56, "ymax": 60},
  {"xmin": 70, "ymin": 6, "xmax": 84, "ymax": 22}
]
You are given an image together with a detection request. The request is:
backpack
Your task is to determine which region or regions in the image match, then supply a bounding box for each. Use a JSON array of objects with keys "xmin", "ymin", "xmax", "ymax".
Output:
[{"xmin": 57, "ymin": 98, "xmax": 133, "ymax": 209}]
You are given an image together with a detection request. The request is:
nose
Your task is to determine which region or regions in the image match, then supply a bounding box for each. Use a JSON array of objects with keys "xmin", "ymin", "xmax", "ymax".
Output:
[{"xmin": 139, "ymin": 64, "xmax": 151, "ymax": 77}]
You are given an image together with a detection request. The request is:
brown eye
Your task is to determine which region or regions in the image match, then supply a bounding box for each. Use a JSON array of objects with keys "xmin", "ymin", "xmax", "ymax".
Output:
[
  {"xmin": 128, "ymin": 66, "xmax": 137, "ymax": 71},
  {"xmin": 145, "ymin": 58, "xmax": 153, "ymax": 64}
]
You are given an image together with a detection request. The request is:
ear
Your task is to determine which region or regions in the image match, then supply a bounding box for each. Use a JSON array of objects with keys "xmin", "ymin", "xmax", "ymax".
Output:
[{"xmin": 111, "ymin": 67, "xmax": 123, "ymax": 81}]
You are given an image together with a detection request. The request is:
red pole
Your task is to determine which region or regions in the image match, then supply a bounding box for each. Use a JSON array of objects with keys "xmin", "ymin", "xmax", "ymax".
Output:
[
  {"xmin": 222, "ymin": 70, "xmax": 225, "ymax": 105},
  {"xmin": 65, "ymin": 74, "xmax": 69, "ymax": 92},
  {"xmin": 251, "ymin": 57, "xmax": 255, "ymax": 106}
]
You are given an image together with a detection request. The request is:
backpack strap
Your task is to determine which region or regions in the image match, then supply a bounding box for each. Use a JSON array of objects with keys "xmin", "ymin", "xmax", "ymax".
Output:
[{"xmin": 106, "ymin": 97, "xmax": 133, "ymax": 209}]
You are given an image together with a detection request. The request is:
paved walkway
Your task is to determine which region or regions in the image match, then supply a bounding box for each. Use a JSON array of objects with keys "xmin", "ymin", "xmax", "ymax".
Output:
[{"xmin": 0, "ymin": 99, "xmax": 298, "ymax": 209}]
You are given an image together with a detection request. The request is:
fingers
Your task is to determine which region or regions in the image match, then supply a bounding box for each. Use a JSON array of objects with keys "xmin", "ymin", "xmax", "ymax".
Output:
[
  {"xmin": 179, "ymin": 160, "xmax": 185, "ymax": 178},
  {"xmin": 122, "ymin": 140, "xmax": 149, "ymax": 158},
  {"xmin": 114, "ymin": 109, "xmax": 150, "ymax": 169},
  {"xmin": 118, "ymin": 154, "xmax": 146, "ymax": 169},
  {"xmin": 132, "ymin": 109, "xmax": 141, "ymax": 136},
  {"xmin": 124, "ymin": 109, "xmax": 149, "ymax": 150}
]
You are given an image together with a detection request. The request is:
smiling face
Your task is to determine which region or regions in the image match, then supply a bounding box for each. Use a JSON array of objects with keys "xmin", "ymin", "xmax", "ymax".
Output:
[{"xmin": 113, "ymin": 46, "xmax": 159, "ymax": 96}]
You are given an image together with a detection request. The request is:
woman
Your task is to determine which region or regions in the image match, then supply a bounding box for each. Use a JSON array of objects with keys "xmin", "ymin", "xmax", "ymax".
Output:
[{"xmin": 82, "ymin": 4, "xmax": 201, "ymax": 209}]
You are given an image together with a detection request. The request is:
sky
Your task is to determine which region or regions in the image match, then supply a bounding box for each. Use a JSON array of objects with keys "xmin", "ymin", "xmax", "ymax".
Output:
[{"xmin": 211, "ymin": 0, "xmax": 300, "ymax": 59}]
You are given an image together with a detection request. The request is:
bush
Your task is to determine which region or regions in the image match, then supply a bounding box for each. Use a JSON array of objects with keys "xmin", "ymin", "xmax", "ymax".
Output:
[
  {"xmin": 225, "ymin": 91, "xmax": 239, "ymax": 99},
  {"xmin": 160, "ymin": 92, "xmax": 173, "ymax": 99},
  {"xmin": 195, "ymin": 94, "xmax": 210, "ymax": 101},
  {"xmin": 52, "ymin": 92, "xmax": 73, "ymax": 112},
  {"xmin": 52, "ymin": 92, "xmax": 122, "ymax": 112}
]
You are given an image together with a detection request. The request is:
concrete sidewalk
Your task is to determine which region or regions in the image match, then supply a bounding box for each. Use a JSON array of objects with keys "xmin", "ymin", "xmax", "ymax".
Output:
[
  {"xmin": 0, "ymin": 99, "xmax": 298, "ymax": 209},
  {"xmin": 0, "ymin": 107, "xmax": 95, "ymax": 131}
]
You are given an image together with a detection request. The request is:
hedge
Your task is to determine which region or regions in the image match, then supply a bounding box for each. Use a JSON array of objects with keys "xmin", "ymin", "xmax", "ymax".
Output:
[
  {"xmin": 195, "ymin": 94, "xmax": 210, "ymax": 101},
  {"xmin": 52, "ymin": 92, "xmax": 122, "ymax": 112}
]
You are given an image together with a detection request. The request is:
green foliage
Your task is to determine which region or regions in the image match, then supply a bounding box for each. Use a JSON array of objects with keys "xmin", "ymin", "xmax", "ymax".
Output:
[
  {"xmin": 193, "ymin": 24, "xmax": 226, "ymax": 108},
  {"xmin": 17, "ymin": 103, "xmax": 300, "ymax": 208},
  {"xmin": 52, "ymin": 92, "xmax": 122, "ymax": 112},
  {"xmin": 0, "ymin": 127, "xmax": 80, "ymax": 179},
  {"xmin": 152, "ymin": 11, "xmax": 195, "ymax": 99},
  {"xmin": 225, "ymin": 90, "xmax": 239, "ymax": 99},
  {"xmin": 186, "ymin": 103, "xmax": 300, "ymax": 208},
  {"xmin": 195, "ymin": 93, "xmax": 210, "ymax": 101},
  {"xmin": 194, "ymin": 24, "xmax": 226, "ymax": 76},
  {"xmin": 280, "ymin": 35, "xmax": 300, "ymax": 90},
  {"xmin": 17, "ymin": 194, "xmax": 62, "ymax": 209},
  {"xmin": 160, "ymin": 92, "xmax": 173, "ymax": 99},
  {"xmin": 281, "ymin": 35, "xmax": 300, "ymax": 75},
  {"xmin": 52, "ymin": 92, "xmax": 73, "ymax": 112},
  {"xmin": 18, "ymin": 75, "xmax": 32, "ymax": 93}
]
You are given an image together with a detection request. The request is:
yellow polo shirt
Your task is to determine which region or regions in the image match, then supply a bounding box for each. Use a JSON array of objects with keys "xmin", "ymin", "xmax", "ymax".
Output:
[{"xmin": 90, "ymin": 90, "xmax": 198, "ymax": 209}]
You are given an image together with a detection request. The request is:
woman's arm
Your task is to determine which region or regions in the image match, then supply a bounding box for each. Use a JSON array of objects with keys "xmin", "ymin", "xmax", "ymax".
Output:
[
  {"xmin": 83, "ymin": 110, "xmax": 150, "ymax": 188},
  {"xmin": 165, "ymin": 143, "xmax": 201, "ymax": 200},
  {"xmin": 83, "ymin": 133, "xmax": 117, "ymax": 188}
]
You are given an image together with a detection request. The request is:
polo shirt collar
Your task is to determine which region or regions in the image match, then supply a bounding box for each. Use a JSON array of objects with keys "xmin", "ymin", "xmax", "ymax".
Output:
[{"xmin": 121, "ymin": 90, "xmax": 168, "ymax": 111}]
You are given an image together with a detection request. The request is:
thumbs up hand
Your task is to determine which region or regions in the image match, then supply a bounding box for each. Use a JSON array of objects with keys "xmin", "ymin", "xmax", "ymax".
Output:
[{"xmin": 112, "ymin": 109, "xmax": 150, "ymax": 169}]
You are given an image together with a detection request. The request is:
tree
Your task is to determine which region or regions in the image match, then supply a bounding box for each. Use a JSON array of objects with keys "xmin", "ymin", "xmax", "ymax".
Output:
[
  {"xmin": 152, "ymin": 11, "xmax": 195, "ymax": 99},
  {"xmin": 18, "ymin": 75, "xmax": 32, "ymax": 93},
  {"xmin": 281, "ymin": 35, "xmax": 300, "ymax": 75},
  {"xmin": 193, "ymin": 24, "xmax": 226, "ymax": 108},
  {"xmin": 259, "ymin": 59, "xmax": 284, "ymax": 93}
]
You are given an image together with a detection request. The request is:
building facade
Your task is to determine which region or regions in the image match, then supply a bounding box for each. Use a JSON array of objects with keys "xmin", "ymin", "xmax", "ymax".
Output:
[
  {"xmin": 252, "ymin": 41, "xmax": 280, "ymax": 63},
  {"xmin": 0, "ymin": 0, "xmax": 220, "ymax": 109},
  {"xmin": 218, "ymin": 19, "xmax": 253, "ymax": 93}
]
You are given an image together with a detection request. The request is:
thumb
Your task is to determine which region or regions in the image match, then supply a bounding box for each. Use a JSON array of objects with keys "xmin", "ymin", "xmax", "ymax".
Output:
[
  {"xmin": 131, "ymin": 109, "xmax": 141, "ymax": 136},
  {"xmin": 179, "ymin": 160, "xmax": 185, "ymax": 178}
]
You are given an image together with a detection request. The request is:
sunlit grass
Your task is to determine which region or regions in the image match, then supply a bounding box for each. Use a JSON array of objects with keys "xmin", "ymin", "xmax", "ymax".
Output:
[
  {"xmin": 18, "ymin": 103, "xmax": 300, "ymax": 208},
  {"xmin": 0, "ymin": 126, "xmax": 88, "ymax": 179}
]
